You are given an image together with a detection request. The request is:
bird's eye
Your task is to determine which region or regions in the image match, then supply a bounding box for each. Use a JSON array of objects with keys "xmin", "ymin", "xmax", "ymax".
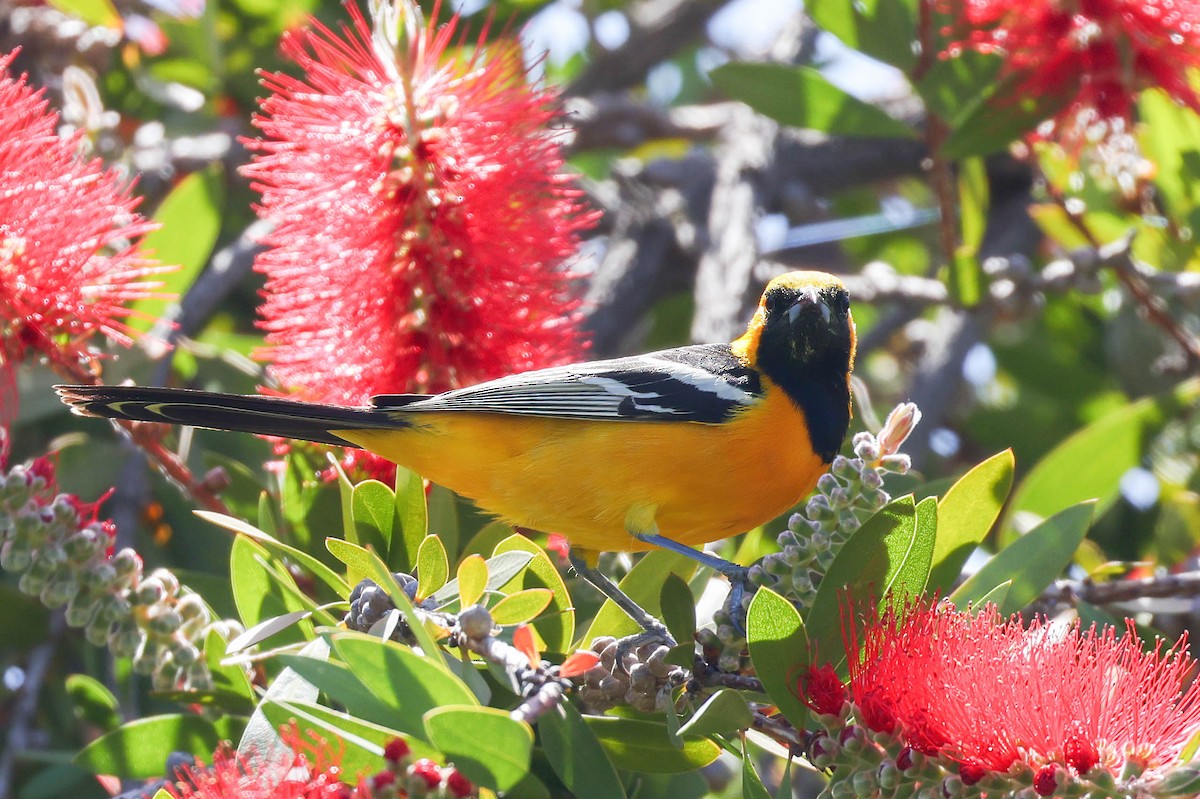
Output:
[{"xmin": 834, "ymin": 292, "xmax": 850, "ymax": 315}]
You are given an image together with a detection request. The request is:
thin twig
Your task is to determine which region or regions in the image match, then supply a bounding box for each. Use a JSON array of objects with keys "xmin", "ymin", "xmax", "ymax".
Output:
[{"xmin": 1039, "ymin": 570, "xmax": 1200, "ymax": 610}]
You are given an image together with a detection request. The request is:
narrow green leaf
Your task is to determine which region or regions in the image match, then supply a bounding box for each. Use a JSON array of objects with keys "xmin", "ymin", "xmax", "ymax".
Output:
[
  {"xmin": 204, "ymin": 627, "xmax": 255, "ymax": 704},
  {"xmin": 805, "ymin": 496, "xmax": 917, "ymax": 662},
  {"xmin": 746, "ymin": 587, "xmax": 809, "ymax": 730},
  {"xmin": 326, "ymin": 537, "xmax": 373, "ymax": 587},
  {"xmin": 940, "ymin": 88, "xmax": 1059, "ymax": 159},
  {"xmin": 952, "ymin": 502, "xmax": 1094, "ymax": 614},
  {"xmin": 227, "ymin": 610, "xmax": 312, "ymax": 654},
  {"xmin": 195, "ymin": 510, "xmax": 349, "ymax": 596},
  {"xmin": 582, "ymin": 550, "xmax": 697, "ymax": 644},
  {"xmin": 928, "ymin": 450, "xmax": 1015, "ymax": 593},
  {"xmin": 539, "ymin": 704, "xmax": 626, "ymax": 799},
  {"xmin": 456, "ymin": 554, "xmax": 489, "ymax": 608},
  {"xmin": 584, "ymin": 716, "xmax": 721, "ymax": 775},
  {"xmin": 65, "ymin": 675, "xmax": 120, "ymax": 731},
  {"xmin": 425, "ymin": 707, "xmax": 533, "ymax": 791},
  {"xmin": 660, "ymin": 573, "xmax": 697, "ymax": 646},
  {"xmin": 331, "ymin": 632, "xmax": 478, "ymax": 737},
  {"xmin": 895, "ymin": 497, "xmax": 938, "ymax": 604},
  {"xmin": 490, "ymin": 588, "xmax": 555, "ymax": 626},
  {"xmin": 710, "ymin": 63, "xmax": 917, "ymax": 139},
  {"xmin": 1004, "ymin": 380, "xmax": 1200, "ymax": 542},
  {"xmin": 76, "ymin": 715, "xmax": 242, "ymax": 778},
  {"xmin": 1139, "ymin": 89, "xmax": 1200, "ymax": 221},
  {"xmin": 958, "ymin": 157, "xmax": 989, "ymax": 257},
  {"xmin": 493, "ymin": 535, "xmax": 575, "ymax": 653},
  {"xmin": 329, "ymin": 454, "xmax": 358, "ymax": 542},
  {"xmin": 393, "ymin": 466, "xmax": 427, "ymax": 572},
  {"xmin": 352, "ymin": 480, "xmax": 397, "ymax": 563},
  {"xmin": 129, "ymin": 166, "xmax": 226, "ymax": 333},
  {"xmin": 415, "ymin": 534, "xmax": 449, "ymax": 601},
  {"xmin": 676, "ymin": 689, "xmax": 754, "ymax": 738}
]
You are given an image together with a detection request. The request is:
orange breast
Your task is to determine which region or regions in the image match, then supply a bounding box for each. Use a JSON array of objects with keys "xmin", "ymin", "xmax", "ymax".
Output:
[{"xmin": 335, "ymin": 384, "xmax": 828, "ymax": 554}]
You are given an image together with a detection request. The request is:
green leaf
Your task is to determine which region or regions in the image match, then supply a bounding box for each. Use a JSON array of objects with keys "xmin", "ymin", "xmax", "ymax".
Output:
[
  {"xmin": 204, "ymin": 627, "xmax": 255, "ymax": 704},
  {"xmin": 583, "ymin": 716, "xmax": 722, "ymax": 774},
  {"xmin": 741, "ymin": 738, "xmax": 774, "ymax": 799},
  {"xmin": 539, "ymin": 704, "xmax": 626, "ymax": 799},
  {"xmin": 352, "ymin": 480, "xmax": 397, "ymax": 564},
  {"xmin": 456, "ymin": 554, "xmax": 489, "ymax": 608},
  {"xmin": 1004, "ymin": 380, "xmax": 1200, "ymax": 542},
  {"xmin": 677, "ymin": 689, "xmax": 754, "ymax": 738},
  {"xmin": 428, "ymin": 484, "xmax": 460, "ymax": 558},
  {"xmin": 940, "ymin": 86, "xmax": 1059, "ymax": 159},
  {"xmin": 805, "ymin": 0, "xmax": 917, "ymax": 69},
  {"xmin": 973, "ymin": 580, "xmax": 1012, "ymax": 609},
  {"xmin": 415, "ymin": 534, "xmax": 449, "ymax": 602},
  {"xmin": 952, "ymin": 502, "xmax": 1094, "ymax": 614},
  {"xmin": 425, "ymin": 707, "xmax": 533, "ymax": 791},
  {"xmin": 65, "ymin": 675, "xmax": 120, "ymax": 731},
  {"xmin": 75, "ymin": 715, "xmax": 242, "ymax": 778},
  {"xmin": 229, "ymin": 536, "xmax": 310, "ymax": 641},
  {"xmin": 915, "ymin": 50, "xmax": 1004, "ymax": 126},
  {"xmin": 1139, "ymin": 89, "xmax": 1200, "ymax": 221},
  {"xmin": 195, "ymin": 510, "xmax": 349, "ymax": 596},
  {"xmin": 326, "ymin": 536, "xmax": 373, "ymax": 587},
  {"xmin": 393, "ymin": 466, "xmax": 428, "ymax": 571},
  {"xmin": 129, "ymin": 166, "xmax": 226, "ymax": 333},
  {"xmin": 709, "ymin": 63, "xmax": 917, "ymax": 139},
  {"xmin": 746, "ymin": 587, "xmax": 809, "ymax": 729},
  {"xmin": 805, "ymin": 496, "xmax": 922, "ymax": 662},
  {"xmin": 582, "ymin": 550, "xmax": 698, "ymax": 644},
  {"xmin": 493, "ymin": 535, "xmax": 575, "ymax": 653},
  {"xmin": 659, "ymin": 573, "xmax": 697, "ymax": 645},
  {"xmin": 928, "ymin": 450, "xmax": 1015, "ymax": 593},
  {"xmin": 275, "ymin": 655, "xmax": 400, "ymax": 729},
  {"xmin": 331, "ymin": 632, "xmax": 478, "ymax": 736},
  {"xmin": 431, "ymin": 551, "xmax": 536, "ymax": 607},
  {"xmin": 490, "ymin": 588, "xmax": 555, "ymax": 626}
]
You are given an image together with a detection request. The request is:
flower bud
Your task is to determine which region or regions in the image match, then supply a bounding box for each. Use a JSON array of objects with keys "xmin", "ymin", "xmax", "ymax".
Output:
[
  {"xmin": 457, "ymin": 604, "xmax": 494, "ymax": 640},
  {"xmin": 816, "ymin": 473, "xmax": 839, "ymax": 495},
  {"xmin": 879, "ymin": 403, "xmax": 921, "ymax": 454}
]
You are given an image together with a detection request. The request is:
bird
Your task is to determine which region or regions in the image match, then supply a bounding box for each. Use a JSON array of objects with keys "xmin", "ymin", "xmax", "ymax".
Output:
[{"xmin": 57, "ymin": 270, "xmax": 855, "ymax": 619}]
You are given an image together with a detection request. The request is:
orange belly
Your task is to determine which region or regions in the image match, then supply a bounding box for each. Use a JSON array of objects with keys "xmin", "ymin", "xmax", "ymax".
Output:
[{"xmin": 335, "ymin": 388, "xmax": 827, "ymax": 554}]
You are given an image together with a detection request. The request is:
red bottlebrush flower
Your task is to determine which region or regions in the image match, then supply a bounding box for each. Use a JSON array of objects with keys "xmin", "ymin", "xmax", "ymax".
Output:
[
  {"xmin": 242, "ymin": 0, "xmax": 597, "ymax": 475},
  {"xmin": 939, "ymin": 0, "xmax": 1200, "ymax": 140},
  {"xmin": 796, "ymin": 663, "xmax": 848, "ymax": 718},
  {"xmin": 169, "ymin": 727, "xmax": 350, "ymax": 799},
  {"xmin": 846, "ymin": 600, "xmax": 1200, "ymax": 779},
  {"xmin": 0, "ymin": 50, "xmax": 168, "ymax": 430}
]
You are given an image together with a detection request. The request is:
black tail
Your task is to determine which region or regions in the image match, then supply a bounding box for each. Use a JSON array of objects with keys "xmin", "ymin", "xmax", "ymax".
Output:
[{"xmin": 55, "ymin": 385, "xmax": 413, "ymax": 448}]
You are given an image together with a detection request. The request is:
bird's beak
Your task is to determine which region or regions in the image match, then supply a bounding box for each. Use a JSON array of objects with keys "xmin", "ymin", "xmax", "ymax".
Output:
[{"xmin": 788, "ymin": 285, "xmax": 831, "ymax": 326}]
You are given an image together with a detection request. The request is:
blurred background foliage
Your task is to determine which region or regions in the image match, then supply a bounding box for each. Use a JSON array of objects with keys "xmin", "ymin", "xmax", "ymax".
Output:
[{"xmin": 3, "ymin": 0, "xmax": 1200, "ymax": 795}]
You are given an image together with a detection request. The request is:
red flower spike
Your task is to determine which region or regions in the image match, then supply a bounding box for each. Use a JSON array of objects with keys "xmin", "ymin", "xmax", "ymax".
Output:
[
  {"xmin": 938, "ymin": 0, "xmax": 1200, "ymax": 144},
  {"xmin": 845, "ymin": 599, "xmax": 1200, "ymax": 780},
  {"xmin": 167, "ymin": 737, "xmax": 350, "ymax": 798},
  {"xmin": 0, "ymin": 51, "xmax": 170, "ymax": 426},
  {"xmin": 560, "ymin": 650, "xmax": 601, "ymax": 679},
  {"xmin": 242, "ymin": 0, "xmax": 597, "ymax": 477}
]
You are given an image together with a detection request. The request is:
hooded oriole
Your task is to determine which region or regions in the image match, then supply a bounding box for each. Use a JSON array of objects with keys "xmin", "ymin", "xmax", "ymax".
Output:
[{"xmin": 57, "ymin": 270, "xmax": 856, "ymax": 564}]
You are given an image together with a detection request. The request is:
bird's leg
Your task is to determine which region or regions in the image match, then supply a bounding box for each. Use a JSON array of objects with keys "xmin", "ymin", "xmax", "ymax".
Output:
[
  {"xmin": 568, "ymin": 553, "xmax": 676, "ymax": 662},
  {"xmin": 631, "ymin": 530, "xmax": 753, "ymax": 635}
]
